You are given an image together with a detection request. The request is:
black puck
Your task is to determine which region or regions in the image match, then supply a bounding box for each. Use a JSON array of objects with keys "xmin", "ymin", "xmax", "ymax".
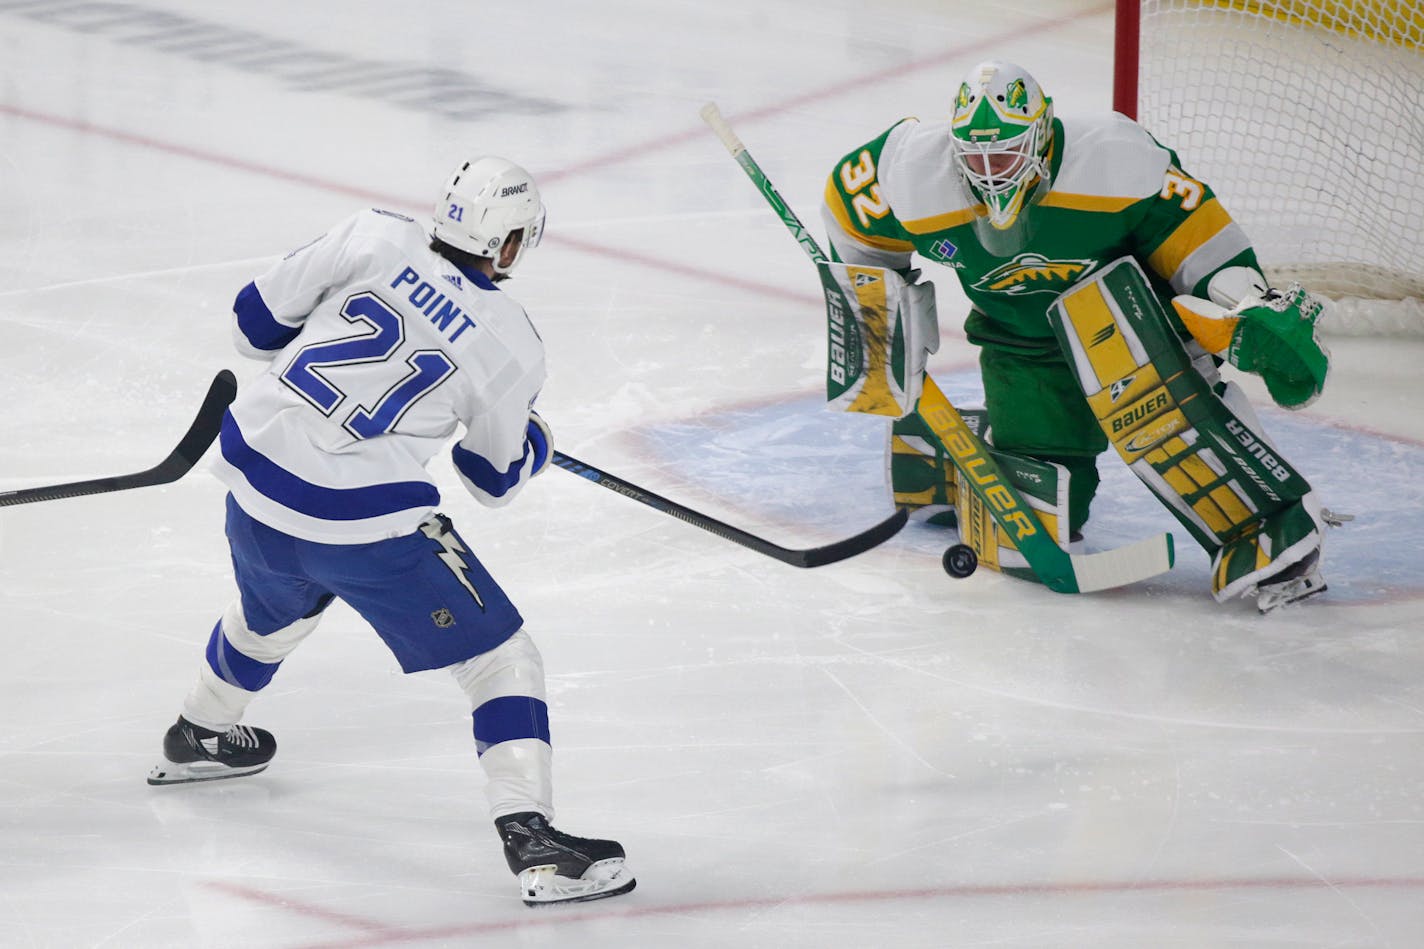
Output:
[{"xmin": 942, "ymin": 543, "xmax": 978, "ymax": 578}]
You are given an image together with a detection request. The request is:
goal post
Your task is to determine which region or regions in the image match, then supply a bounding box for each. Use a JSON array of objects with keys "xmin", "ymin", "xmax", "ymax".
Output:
[{"xmin": 1113, "ymin": 0, "xmax": 1424, "ymax": 335}]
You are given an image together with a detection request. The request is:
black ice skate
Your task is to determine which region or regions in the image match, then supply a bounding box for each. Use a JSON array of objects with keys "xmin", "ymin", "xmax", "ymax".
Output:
[
  {"xmin": 496, "ymin": 811, "xmax": 636, "ymax": 906},
  {"xmin": 146, "ymin": 716, "xmax": 276, "ymax": 785}
]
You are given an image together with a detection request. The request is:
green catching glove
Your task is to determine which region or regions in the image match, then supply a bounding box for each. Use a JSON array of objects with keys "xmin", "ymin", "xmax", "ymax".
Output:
[{"xmin": 1172, "ymin": 284, "xmax": 1331, "ymax": 410}]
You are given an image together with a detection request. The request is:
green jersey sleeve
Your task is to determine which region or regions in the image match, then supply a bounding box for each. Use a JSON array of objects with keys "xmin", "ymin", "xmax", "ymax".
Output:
[
  {"xmin": 822, "ymin": 121, "xmax": 919, "ymax": 267},
  {"xmin": 1127, "ymin": 146, "xmax": 1263, "ymax": 299}
]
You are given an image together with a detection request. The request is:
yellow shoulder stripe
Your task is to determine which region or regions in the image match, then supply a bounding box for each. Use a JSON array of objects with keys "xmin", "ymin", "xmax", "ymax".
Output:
[
  {"xmin": 823, "ymin": 177, "xmax": 917, "ymax": 253},
  {"xmin": 901, "ymin": 207, "xmax": 979, "ymax": 235},
  {"xmin": 1038, "ymin": 192, "xmax": 1139, "ymax": 213},
  {"xmin": 1147, "ymin": 198, "xmax": 1234, "ymax": 282}
]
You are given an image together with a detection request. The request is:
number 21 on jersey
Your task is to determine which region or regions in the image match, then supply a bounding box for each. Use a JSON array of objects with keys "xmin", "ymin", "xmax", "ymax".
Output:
[{"xmin": 280, "ymin": 291, "xmax": 456, "ymax": 440}]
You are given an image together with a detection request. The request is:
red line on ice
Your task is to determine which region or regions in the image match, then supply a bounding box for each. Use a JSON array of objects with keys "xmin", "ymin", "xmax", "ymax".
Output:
[{"xmin": 199, "ymin": 874, "xmax": 1424, "ymax": 947}]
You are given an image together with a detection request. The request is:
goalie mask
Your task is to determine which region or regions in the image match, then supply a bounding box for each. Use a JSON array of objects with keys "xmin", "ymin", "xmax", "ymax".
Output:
[
  {"xmin": 432, "ymin": 156, "xmax": 546, "ymax": 276},
  {"xmin": 950, "ymin": 61, "xmax": 1054, "ymax": 255}
]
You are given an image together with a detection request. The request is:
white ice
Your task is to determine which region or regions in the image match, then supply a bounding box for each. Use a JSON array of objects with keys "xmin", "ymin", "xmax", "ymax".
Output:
[{"xmin": 2, "ymin": 2, "xmax": 1423, "ymax": 947}]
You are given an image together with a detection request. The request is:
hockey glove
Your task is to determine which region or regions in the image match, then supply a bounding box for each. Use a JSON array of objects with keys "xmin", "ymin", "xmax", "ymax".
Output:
[
  {"xmin": 1172, "ymin": 284, "xmax": 1330, "ymax": 409},
  {"xmin": 526, "ymin": 411, "xmax": 552, "ymax": 476}
]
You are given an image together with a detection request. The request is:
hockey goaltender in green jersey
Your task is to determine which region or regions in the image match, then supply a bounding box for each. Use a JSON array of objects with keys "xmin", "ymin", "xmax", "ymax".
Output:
[{"xmin": 821, "ymin": 60, "xmax": 1338, "ymax": 612}]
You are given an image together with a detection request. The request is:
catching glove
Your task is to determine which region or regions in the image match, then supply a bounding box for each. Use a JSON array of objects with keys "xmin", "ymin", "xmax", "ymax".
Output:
[
  {"xmin": 526, "ymin": 411, "xmax": 552, "ymax": 476},
  {"xmin": 1173, "ymin": 284, "xmax": 1331, "ymax": 410}
]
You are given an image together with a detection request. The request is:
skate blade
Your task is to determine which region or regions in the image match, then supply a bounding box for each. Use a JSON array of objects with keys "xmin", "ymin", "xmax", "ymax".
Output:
[
  {"xmin": 519, "ymin": 859, "xmax": 636, "ymax": 906},
  {"xmin": 1256, "ymin": 580, "xmax": 1328, "ymax": 614},
  {"xmin": 146, "ymin": 760, "xmax": 269, "ymax": 786}
]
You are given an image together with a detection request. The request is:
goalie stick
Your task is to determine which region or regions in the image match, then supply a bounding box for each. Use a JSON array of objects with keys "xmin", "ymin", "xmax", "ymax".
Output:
[
  {"xmin": 0, "ymin": 370, "xmax": 237, "ymax": 507},
  {"xmin": 698, "ymin": 103, "xmax": 1174, "ymax": 593},
  {"xmin": 552, "ymin": 451, "xmax": 908, "ymax": 568}
]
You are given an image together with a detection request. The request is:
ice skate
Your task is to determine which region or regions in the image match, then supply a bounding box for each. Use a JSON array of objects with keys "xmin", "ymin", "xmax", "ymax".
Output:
[
  {"xmin": 146, "ymin": 716, "xmax": 276, "ymax": 785},
  {"xmin": 1251, "ymin": 549, "xmax": 1327, "ymax": 613},
  {"xmin": 496, "ymin": 811, "xmax": 635, "ymax": 906}
]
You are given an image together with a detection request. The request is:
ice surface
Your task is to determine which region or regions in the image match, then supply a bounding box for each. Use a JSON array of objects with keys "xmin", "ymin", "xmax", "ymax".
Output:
[{"xmin": 2, "ymin": 2, "xmax": 1422, "ymax": 946}]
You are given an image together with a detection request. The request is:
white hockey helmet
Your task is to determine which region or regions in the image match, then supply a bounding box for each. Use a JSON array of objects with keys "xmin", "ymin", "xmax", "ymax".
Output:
[
  {"xmin": 950, "ymin": 61, "xmax": 1054, "ymax": 233},
  {"xmin": 432, "ymin": 156, "xmax": 546, "ymax": 275}
]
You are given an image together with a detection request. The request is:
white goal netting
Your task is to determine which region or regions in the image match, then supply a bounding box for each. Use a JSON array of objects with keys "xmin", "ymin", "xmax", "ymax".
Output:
[{"xmin": 1135, "ymin": 1, "xmax": 1424, "ymax": 335}]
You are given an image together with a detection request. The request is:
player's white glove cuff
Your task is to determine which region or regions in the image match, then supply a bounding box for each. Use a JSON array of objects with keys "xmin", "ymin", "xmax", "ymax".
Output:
[{"xmin": 526, "ymin": 411, "xmax": 552, "ymax": 476}]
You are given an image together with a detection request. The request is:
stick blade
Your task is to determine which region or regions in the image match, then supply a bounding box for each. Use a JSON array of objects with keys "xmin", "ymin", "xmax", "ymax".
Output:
[
  {"xmin": 0, "ymin": 369, "xmax": 237, "ymax": 507},
  {"xmin": 168, "ymin": 369, "xmax": 238, "ymax": 473},
  {"xmin": 794, "ymin": 507, "xmax": 909, "ymax": 567},
  {"xmin": 1067, "ymin": 532, "xmax": 1175, "ymax": 593}
]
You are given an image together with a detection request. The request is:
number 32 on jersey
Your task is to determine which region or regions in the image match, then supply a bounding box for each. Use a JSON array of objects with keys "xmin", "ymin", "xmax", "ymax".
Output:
[{"xmin": 839, "ymin": 150, "xmax": 891, "ymax": 228}]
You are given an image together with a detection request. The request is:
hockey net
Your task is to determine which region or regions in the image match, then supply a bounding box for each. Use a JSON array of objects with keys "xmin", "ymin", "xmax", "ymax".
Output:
[{"xmin": 1117, "ymin": 1, "xmax": 1424, "ymax": 336}]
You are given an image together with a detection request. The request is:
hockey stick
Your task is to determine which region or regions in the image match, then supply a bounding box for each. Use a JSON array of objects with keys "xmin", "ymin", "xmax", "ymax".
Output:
[
  {"xmin": 0, "ymin": 369, "xmax": 237, "ymax": 507},
  {"xmin": 552, "ymin": 451, "xmax": 908, "ymax": 568},
  {"xmin": 698, "ymin": 103, "xmax": 1174, "ymax": 593}
]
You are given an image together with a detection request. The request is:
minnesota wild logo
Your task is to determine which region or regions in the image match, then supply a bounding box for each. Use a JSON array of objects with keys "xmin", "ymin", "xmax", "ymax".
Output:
[
  {"xmin": 955, "ymin": 82, "xmax": 972, "ymax": 110},
  {"xmin": 1006, "ymin": 78, "xmax": 1029, "ymax": 110},
  {"xmin": 972, "ymin": 253, "xmax": 1095, "ymax": 296}
]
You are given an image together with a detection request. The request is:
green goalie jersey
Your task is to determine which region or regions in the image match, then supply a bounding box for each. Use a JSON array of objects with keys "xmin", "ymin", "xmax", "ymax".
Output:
[{"xmin": 821, "ymin": 113, "xmax": 1262, "ymax": 353}]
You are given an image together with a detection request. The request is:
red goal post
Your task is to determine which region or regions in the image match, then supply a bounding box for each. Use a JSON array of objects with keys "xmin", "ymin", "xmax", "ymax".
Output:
[{"xmin": 1112, "ymin": 1, "xmax": 1424, "ymax": 335}]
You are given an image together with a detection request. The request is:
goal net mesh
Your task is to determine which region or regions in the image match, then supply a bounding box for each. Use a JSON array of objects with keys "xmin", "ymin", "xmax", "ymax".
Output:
[{"xmin": 1136, "ymin": 1, "xmax": 1424, "ymax": 334}]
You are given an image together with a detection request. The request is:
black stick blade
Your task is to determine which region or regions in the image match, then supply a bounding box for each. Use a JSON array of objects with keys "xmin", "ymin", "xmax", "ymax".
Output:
[
  {"xmin": 552, "ymin": 451, "xmax": 905, "ymax": 568},
  {"xmin": 0, "ymin": 370, "xmax": 237, "ymax": 507}
]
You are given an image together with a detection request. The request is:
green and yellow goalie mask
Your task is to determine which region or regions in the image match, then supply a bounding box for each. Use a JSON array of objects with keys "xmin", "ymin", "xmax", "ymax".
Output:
[{"xmin": 950, "ymin": 61, "xmax": 1053, "ymax": 254}]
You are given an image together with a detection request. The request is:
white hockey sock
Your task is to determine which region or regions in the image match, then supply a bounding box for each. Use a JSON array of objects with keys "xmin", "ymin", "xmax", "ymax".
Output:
[
  {"xmin": 181, "ymin": 665, "xmax": 259, "ymax": 732},
  {"xmin": 180, "ymin": 601, "xmax": 322, "ymax": 730},
  {"xmin": 449, "ymin": 629, "xmax": 554, "ymax": 822},
  {"xmin": 480, "ymin": 739, "xmax": 554, "ymax": 821}
]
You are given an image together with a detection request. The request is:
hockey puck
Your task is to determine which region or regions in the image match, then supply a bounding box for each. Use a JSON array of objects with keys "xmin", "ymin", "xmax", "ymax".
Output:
[{"xmin": 942, "ymin": 544, "xmax": 977, "ymax": 578}]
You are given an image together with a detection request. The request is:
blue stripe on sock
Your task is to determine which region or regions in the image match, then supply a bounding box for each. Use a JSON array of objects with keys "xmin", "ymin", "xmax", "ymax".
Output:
[
  {"xmin": 204, "ymin": 620, "xmax": 281, "ymax": 691},
  {"xmin": 472, "ymin": 695, "xmax": 550, "ymax": 756}
]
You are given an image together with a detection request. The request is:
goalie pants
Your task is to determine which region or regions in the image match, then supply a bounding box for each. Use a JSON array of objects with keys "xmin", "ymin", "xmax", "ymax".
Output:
[
  {"xmin": 978, "ymin": 343, "xmax": 1106, "ymax": 534},
  {"xmin": 177, "ymin": 494, "xmax": 555, "ymax": 819}
]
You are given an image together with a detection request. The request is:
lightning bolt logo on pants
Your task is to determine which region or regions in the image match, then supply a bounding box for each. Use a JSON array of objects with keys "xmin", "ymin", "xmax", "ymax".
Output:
[{"xmin": 420, "ymin": 517, "xmax": 485, "ymax": 609}]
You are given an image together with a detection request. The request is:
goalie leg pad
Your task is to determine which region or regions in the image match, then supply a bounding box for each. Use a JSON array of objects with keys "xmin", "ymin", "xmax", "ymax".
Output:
[
  {"xmin": 887, "ymin": 407, "xmax": 987, "ymax": 525},
  {"xmin": 954, "ymin": 447, "xmax": 1079, "ymax": 583},
  {"xmin": 892, "ymin": 398, "xmax": 1083, "ymax": 581},
  {"xmin": 1212, "ymin": 492, "xmax": 1324, "ymax": 604},
  {"xmin": 1048, "ymin": 259, "xmax": 1317, "ymax": 571}
]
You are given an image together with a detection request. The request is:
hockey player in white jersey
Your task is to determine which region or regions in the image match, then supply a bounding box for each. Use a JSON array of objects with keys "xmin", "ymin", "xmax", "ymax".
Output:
[{"xmin": 147, "ymin": 156, "xmax": 635, "ymax": 906}]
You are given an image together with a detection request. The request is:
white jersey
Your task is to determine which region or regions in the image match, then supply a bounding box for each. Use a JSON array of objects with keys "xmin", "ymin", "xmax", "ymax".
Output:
[{"xmin": 214, "ymin": 209, "xmax": 546, "ymax": 544}]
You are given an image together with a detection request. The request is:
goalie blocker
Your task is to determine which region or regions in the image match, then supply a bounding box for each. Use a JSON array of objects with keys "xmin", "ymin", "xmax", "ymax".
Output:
[
  {"xmin": 817, "ymin": 261, "xmax": 939, "ymax": 417},
  {"xmin": 1046, "ymin": 257, "xmax": 1326, "ymax": 604}
]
